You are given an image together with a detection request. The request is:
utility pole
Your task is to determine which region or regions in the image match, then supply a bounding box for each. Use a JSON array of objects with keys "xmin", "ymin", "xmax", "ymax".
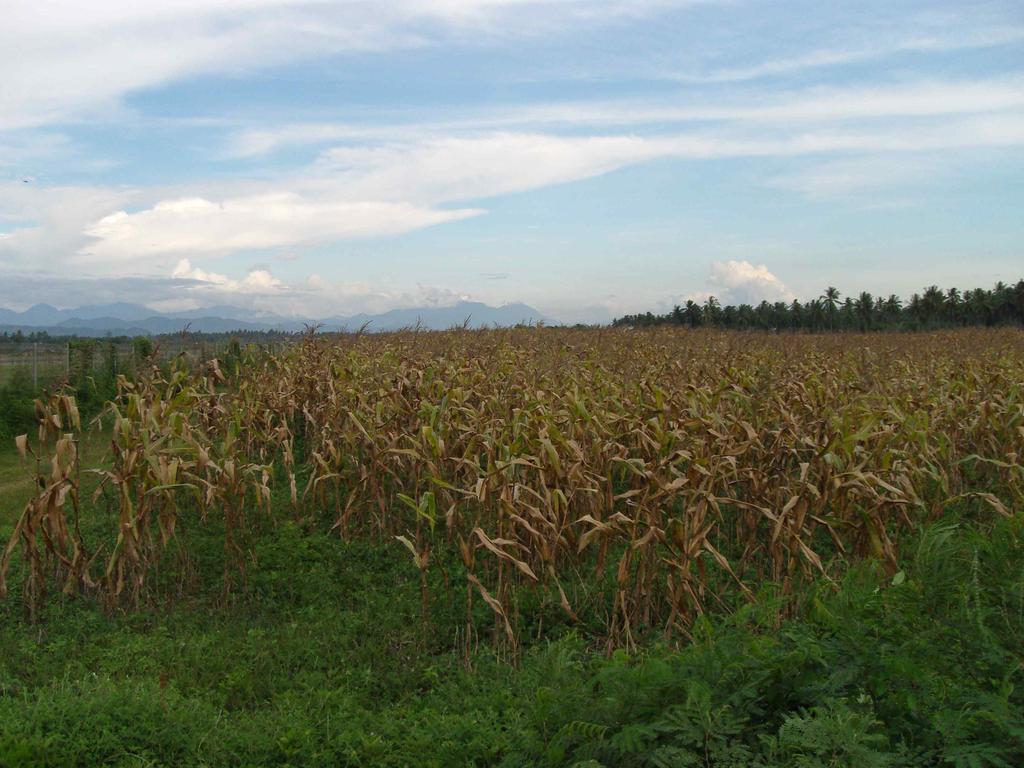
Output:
[{"xmin": 33, "ymin": 342, "xmax": 38, "ymax": 390}]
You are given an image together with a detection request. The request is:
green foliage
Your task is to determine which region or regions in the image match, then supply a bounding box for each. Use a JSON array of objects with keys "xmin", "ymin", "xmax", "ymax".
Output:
[
  {"xmin": 131, "ymin": 336, "xmax": 153, "ymax": 361},
  {"xmin": 615, "ymin": 278, "xmax": 1024, "ymax": 331},
  {"xmin": 765, "ymin": 700, "xmax": 895, "ymax": 767},
  {"xmin": 0, "ymin": 677, "xmax": 213, "ymax": 767},
  {"xmin": 0, "ymin": 369, "xmax": 37, "ymax": 440},
  {"xmin": 502, "ymin": 514, "xmax": 1024, "ymax": 767},
  {"xmin": 1, "ymin": 499, "xmax": 1023, "ymax": 766},
  {"xmin": 67, "ymin": 338, "xmax": 119, "ymax": 411},
  {"xmin": 0, "ymin": 340, "xmax": 122, "ymax": 442}
]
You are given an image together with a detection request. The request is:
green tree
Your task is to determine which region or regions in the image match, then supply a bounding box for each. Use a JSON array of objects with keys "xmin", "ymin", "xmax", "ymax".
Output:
[
  {"xmin": 683, "ymin": 300, "xmax": 703, "ymax": 328},
  {"xmin": 821, "ymin": 287, "xmax": 840, "ymax": 330},
  {"xmin": 856, "ymin": 292, "xmax": 874, "ymax": 331}
]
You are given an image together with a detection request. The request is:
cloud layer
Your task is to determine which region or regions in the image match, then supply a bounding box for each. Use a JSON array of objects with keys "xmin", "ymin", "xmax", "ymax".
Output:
[
  {"xmin": 2, "ymin": 0, "xmax": 1022, "ymax": 322},
  {"xmin": 80, "ymin": 195, "xmax": 480, "ymax": 262},
  {"xmin": 2, "ymin": 0, "xmax": 691, "ymax": 130},
  {"xmin": 67, "ymin": 104, "xmax": 1024, "ymax": 266}
]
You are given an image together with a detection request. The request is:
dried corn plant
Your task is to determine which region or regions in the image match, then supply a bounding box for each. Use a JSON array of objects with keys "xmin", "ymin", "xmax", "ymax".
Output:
[
  {"xmin": 0, "ymin": 394, "xmax": 92, "ymax": 619},
  {"xmin": 2, "ymin": 329, "xmax": 1022, "ymax": 648}
]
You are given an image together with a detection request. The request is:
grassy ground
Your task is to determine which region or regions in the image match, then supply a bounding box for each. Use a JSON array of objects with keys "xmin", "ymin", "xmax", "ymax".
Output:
[
  {"xmin": 0, "ymin": 449, "xmax": 33, "ymax": 540},
  {"xmin": 0, "ymin": 451, "xmax": 1021, "ymax": 767},
  {"xmin": 0, "ymin": 432, "xmax": 107, "ymax": 534},
  {"xmin": 0, "ymin": 449, "xmax": 31, "ymax": 507},
  {"xmin": 0, "ymin": 364, "xmax": 66, "ymax": 389}
]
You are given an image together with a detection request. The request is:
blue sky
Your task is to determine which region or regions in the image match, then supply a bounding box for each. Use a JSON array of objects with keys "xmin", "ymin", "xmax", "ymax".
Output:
[{"xmin": 1, "ymin": 0, "xmax": 1022, "ymax": 322}]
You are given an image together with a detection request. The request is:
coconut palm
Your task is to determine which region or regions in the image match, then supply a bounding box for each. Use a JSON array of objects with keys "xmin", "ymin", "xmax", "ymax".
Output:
[
  {"xmin": 856, "ymin": 292, "xmax": 874, "ymax": 331},
  {"xmin": 821, "ymin": 287, "xmax": 840, "ymax": 330}
]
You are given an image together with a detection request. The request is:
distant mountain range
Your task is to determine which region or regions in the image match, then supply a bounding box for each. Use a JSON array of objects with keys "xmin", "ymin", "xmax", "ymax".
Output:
[{"xmin": 0, "ymin": 301, "xmax": 552, "ymax": 336}]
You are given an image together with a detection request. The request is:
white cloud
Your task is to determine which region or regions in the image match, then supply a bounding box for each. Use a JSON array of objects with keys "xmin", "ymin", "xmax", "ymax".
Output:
[
  {"xmin": 309, "ymin": 117, "xmax": 1024, "ymax": 206},
  {"xmin": 171, "ymin": 257, "xmax": 284, "ymax": 294},
  {"xmin": 79, "ymin": 194, "xmax": 481, "ymax": 262},
  {"xmin": 740, "ymin": 81, "xmax": 1024, "ymax": 125},
  {"xmin": 702, "ymin": 260, "xmax": 794, "ymax": 305},
  {"xmin": 172, "ymin": 257, "xmax": 231, "ymax": 285},
  {"xmin": 0, "ymin": 182, "xmax": 136, "ymax": 268},
  {"xmin": 172, "ymin": 258, "xmax": 238, "ymax": 288},
  {"xmin": 6, "ymin": 0, "xmax": 1018, "ymax": 135},
  {"xmin": 40, "ymin": 109, "xmax": 1022, "ymax": 266},
  {"xmin": 184, "ymin": 269, "xmax": 477, "ymax": 317},
  {"xmin": 767, "ymin": 155, "xmax": 952, "ymax": 199},
  {"xmin": 671, "ymin": 27, "xmax": 1024, "ymax": 83},
  {"xmin": 315, "ymin": 133, "xmax": 660, "ymax": 204},
  {"xmin": 0, "ymin": 0, "xmax": 694, "ymax": 131},
  {"xmin": 0, "ymin": 264, "xmax": 481, "ymax": 318},
  {"xmin": 226, "ymin": 125, "xmax": 390, "ymax": 158},
  {"xmin": 241, "ymin": 269, "xmax": 283, "ymax": 292},
  {"xmin": 225, "ymin": 77, "xmax": 1024, "ymax": 157}
]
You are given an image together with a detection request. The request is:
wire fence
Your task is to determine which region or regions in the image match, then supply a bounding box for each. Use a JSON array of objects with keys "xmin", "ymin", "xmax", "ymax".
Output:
[
  {"xmin": 0, "ymin": 345, "xmax": 75, "ymax": 389},
  {"xmin": 0, "ymin": 339, "xmax": 290, "ymax": 390}
]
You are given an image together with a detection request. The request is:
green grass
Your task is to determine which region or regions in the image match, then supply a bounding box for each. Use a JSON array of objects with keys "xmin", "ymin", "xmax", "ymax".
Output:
[
  {"xmin": 0, "ymin": 364, "xmax": 66, "ymax": 389},
  {"xmin": 0, "ymin": 433, "xmax": 109, "ymax": 534},
  {"xmin": 1, "ymin": 475, "xmax": 1022, "ymax": 767},
  {"xmin": 0, "ymin": 449, "xmax": 32, "ymax": 537}
]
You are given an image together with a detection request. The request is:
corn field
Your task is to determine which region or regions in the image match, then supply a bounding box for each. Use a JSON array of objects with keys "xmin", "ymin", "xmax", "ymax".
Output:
[{"xmin": 2, "ymin": 328, "xmax": 1022, "ymax": 649}]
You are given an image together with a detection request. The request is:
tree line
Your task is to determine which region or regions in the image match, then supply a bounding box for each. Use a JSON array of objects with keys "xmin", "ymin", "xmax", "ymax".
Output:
[{"xmin": 613, "ymin": 279, "xmax": 1024, "ymax": 331}]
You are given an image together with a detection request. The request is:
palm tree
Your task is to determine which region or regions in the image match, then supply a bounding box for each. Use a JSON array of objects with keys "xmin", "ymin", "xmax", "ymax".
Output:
[
  {"xmin": 856, "ymin": 292, "xmax": 874, "ymax": 331},
  {"xmin": 807, "ymin": 298, "xmax": 825, "ymax": 332},
  {"xmin": 993, "ymin": 281, "xmax": 1011, "ymax": 323},
  {"xmin": 683, "ymin": 300, "xmax": 702, "ymax": 328},
  {"xmin": 821, "ymin": 287, "xmax": 840, "ymax": 331},
  {"xmin": 945, "ymin": 287, "xmax": 962, "ymax": 325},
  {"xmin": 737, "ymin": 304, "xmax": 755, "ymax": 329},
  {"xmin": 921, "ymin": 285, "xmax": 945, "ymax": 326},
  {"xmin": 840, "ymin": 297, "xmax": 855, "ymax": 330},
  {"xmin": 721, "ymin": 304, "xmax": 738, "ymax": 328},
  {"xmin": 616, "ymin": 276, "xmax": 1021, "ymax": 330},
  {"xmin": 789, "ymin": 299, "xmax": 804, "ymax": 331},
  {"xmin": 908, "ymin": 293, "xmax": 921, "ymax": 320},
  {"xmin": 882, "ymin": 295, "xmax": 902, "ymax": 327},
  {"xmin": 772, "ymin": 302, "xmax": 789, "ymax": 330},
  {"xmin": 703, "ymin": 296, "xmax": 721, "ymax": 326}
]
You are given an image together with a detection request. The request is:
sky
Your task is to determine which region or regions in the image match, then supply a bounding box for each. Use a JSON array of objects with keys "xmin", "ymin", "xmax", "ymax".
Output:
[{"xmin": 0, "ymin": 0, "xmax": 1022, "ymax": 323}]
